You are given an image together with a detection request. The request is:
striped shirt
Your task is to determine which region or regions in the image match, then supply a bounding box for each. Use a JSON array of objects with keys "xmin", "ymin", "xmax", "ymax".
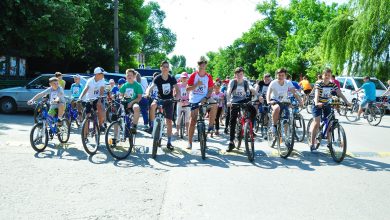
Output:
[{"xmin": 315, "ymin": 81, "xmax": 338, "ymax": 103}]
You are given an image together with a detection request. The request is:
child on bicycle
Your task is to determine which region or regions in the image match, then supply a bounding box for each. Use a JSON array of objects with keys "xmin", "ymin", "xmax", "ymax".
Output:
[
  {"xmin": 119, "ymin": 69, "xmax": 143, "ymax": 133},
  {"xmin": 28, "ymin": 77, "xmax": 65, "ymax": 124},
  {"xmin": 70, "ymin": 74, "xmax": 84, "ymax": 114},
  {"xmin": 174, "ymin": 72, "xmax": 190, "ymax": 136},
  {"xmin": 211, "ymin": 82, "xmax": 225, "ymax": 136}
]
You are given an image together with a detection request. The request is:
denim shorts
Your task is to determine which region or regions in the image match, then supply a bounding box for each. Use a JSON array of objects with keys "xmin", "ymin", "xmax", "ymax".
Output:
[{"xmin": 312, "ymin": 104, "xmax": 331, "ymax": 118}]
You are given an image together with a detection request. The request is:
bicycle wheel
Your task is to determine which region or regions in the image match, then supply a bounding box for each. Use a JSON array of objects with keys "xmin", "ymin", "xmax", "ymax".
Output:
[
  {"xmin": 57, "ymin": 119, "xmax": 70, "ymax": 143},
  {"xmin": 306, "ymin": 104, "xmax": 312, "ymax": 114},
  {"xmin": 345, "ymin": 102, "xmax": 359, "ymax": 122},
  {"xmin": 180, "ymin": 112, "xmax": 185, "ymax": 139},
  {"xmin": 30, "ymin": 123, "xmax": 48, "ymax": 152},
  {"xmin": 278, "ymin": 119, "xmax": 294, "ymax": 158},
  {"xmin": 294, "ymin": 113, "xmax": 305, "ymax": 142},
  {"xmin": 75, "ymin": 111, "xmax": 83, "ymax": 127},
  {"xmin": 33, "ymin": 105, "xmax": 42, "ymax": 123},
  {"xmin": 255, "ymin": 115, "xmax": 261, "ymax": 133},
  {"xmin": 198, "ymin": 122, "xmax": 207, "ymax": 160},
  {"xmin": 328, "ymin": 123, "xmax": 347, "ymax": 163},
  {"xmin": 244, "ymin": 121, "xmax": 255, "ymax": 162},
  {"xmin": 235, "ymin": 122, "xmax": 242, "ymax": 149},
  {"xmin": 81, "ymin": 117, "xmax": 100, "ymax": 155},
  {"xmin": 105, "ymin": 121, "xmax": 133, "ymax": 160},
  {"xmin": 367, "ymin": 105, "xmax": 382, "ymax": 126},
  {"xmin": 152, "ymin": 119, "xmax": 161, "ymax": 159}
]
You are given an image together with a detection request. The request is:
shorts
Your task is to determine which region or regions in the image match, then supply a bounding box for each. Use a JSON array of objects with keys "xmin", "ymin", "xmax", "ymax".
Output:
[
  {"xmin": 155, "ymin": 99, "xmax": 174, "ymax": 120},
  {"xmin": 176, "ymin": 103, "xmax": 191, "ymax": 123},
  {"xmin": 312, "ymin": 104, "xmax": 331, "ymax": 119},
  {"xmin": 271, "ymin": 100, "xmax": 290, "ymax": 119},
  {"xmin": 304, "ymin": 89, "xmax": 312, "ymax": 95},
  {"xmin": 85, "ymin": 99, "xmax": 100, "ymax": 114},
  {"xmin": 360, "ymin": 98, "xmax": 375, "ymax": 108}
]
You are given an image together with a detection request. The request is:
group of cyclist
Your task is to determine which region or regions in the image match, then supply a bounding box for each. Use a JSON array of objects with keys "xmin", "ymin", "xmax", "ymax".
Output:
[{"xmin": 27, "ymin": 56, "xmax": 389, "ymax": 158}]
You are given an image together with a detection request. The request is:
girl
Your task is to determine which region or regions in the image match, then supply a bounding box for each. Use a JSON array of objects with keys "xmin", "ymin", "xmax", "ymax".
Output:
[
  {"xmin": 211, "ymin": 82, "xmax": 225, "ymax": 136},
  {"xmin": 174, "ymin": 72, "xmax": 190, "ymax": 136}
]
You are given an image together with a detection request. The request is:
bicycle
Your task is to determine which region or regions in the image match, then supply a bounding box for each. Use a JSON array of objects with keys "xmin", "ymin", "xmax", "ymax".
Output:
[
  {"xmin": 290, "ymin": 98, "xmax": 306, "ymax": 142},
  {"xmin": 64, "ymin": 97, "xmax": 83, "ymax": 128},
  {"xmin": 105, "ymin": 100, "xmax": 135, "ymax": 160},
  {"xmin": 151, "ymin": 98, "xmax": 176, "ymax": 159},
  {"xmin": 177, "ymin": 99, "xmax": 190, "ymax": 139},
  {"xmin": 345, "ymin": 93, "xmax": 360, "ymax": 122},
  {"xmin": 232, "ymin": 100, "xmax": 258, "ymax": 162},
  {"xmin": 377, "ymin": 96, "xmax": 388, "ymax": 116},
  {"xmin": 29, "ymin": 100, "xmax": 71, "ymax": 152},
  {"xmin": 304, "ymin": 93, "xmax": 314, "ymax": 114},
  {"xmin": 267, "ymin": 100, "xmax": 295, "ymax": 158},
  {"xmin": 255, "ymin": 102, "xmax": 270, "ymax": 139},
  {"xmin": 363, "ymin": 101, "xmax": 383, "ymax": 126},
  {"xmin": 193, "ymin": 101, "xmax": 216, "ymax": 160},
  {"xmin": 307, "ymin": 98, "xmax": 347, "ymax": 163},
  {"xmin": 33, "ymin": 96, "xmax": 49, "ymax": 123},
  {"xmin": 80, "ymin": 97, "xmax": 104, "ymax": 155}
]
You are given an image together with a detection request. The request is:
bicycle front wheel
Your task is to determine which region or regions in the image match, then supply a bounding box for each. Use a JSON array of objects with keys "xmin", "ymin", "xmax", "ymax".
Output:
[
  {"xmin": 294, "ymin": 113, "xmax": 305, "ymax": 142},
  {"xmin": 328, "ymin": 123, "xmax": 347, "ymax": 163},
  {"xmin": 105, "ymin": 121, "xmax": 133, "ymax": 160},
  {"xmin": 81, "ymin": 118, "xmax": 100, "ymax": 155},
  {"xmin": 244, "ymin": 121, "xmax": 255, "ymax": 162},
  {"xmin": 152, "ymin": 120, "xmax": 161, "ymax": 159},
  {"xmin": 198, "ymin": 122, "xmax": 207, "ymax": 160},
  {"xmin": 367, "ymin": 105, "xmax": 382, "ymax": 126},
  {"xmin": 345, "ymin": 103, "xmax": 359, "ymax": 122},
  {"xmin": 57, "ymin": 119, "xmax": 70, "ymax": 143},
  {"xmin": 278, "ymin": 119, "xmax": 294, "ymax": 158},
  {"xmin": 234, "ymin": 122, "xmax": 242, "ymax": 149},
  {"xmin": 30, "ymin": 123, "xmax": 48, "ymax": 152},
  {"xmin": 180, "ymin": 112, "xmax": 185, "ymax": 139}
]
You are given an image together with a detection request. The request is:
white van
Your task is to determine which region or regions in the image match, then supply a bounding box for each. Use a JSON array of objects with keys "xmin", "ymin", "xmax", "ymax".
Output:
[{"xmin": 336, "ymin": 76, "xmax": 387, "ymax": 106}]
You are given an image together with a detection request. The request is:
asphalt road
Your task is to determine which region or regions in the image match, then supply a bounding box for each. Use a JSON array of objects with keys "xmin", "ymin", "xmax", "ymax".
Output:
[{"xmin": 0, "ymin": 111, "xmax": 389, "ymax": 219}]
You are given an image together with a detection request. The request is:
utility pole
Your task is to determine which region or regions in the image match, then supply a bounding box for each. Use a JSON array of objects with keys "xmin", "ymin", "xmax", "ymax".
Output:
[{"xmin": 114, "ymin": 0, "xmax": 119, "ymax": 73}]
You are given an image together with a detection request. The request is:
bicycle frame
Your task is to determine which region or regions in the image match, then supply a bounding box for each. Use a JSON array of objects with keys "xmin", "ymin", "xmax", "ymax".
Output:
[{"xmin": 152, "ymin": 100, "xmax": 166, "ymax": 140}]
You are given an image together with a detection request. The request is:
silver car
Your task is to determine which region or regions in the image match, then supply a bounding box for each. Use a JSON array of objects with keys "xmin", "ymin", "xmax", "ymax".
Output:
[{"xmin": 0, "ymin": 74, "xmax": 88, "ymax": 113}]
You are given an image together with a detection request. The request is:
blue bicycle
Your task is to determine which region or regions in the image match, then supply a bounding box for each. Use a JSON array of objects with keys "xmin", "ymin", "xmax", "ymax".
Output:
[
  {"xmin": 307, "ymin": 98, "xmax": 347, "ymax": 163},
  {"xmin": 64, "ymin": 97, "xmax": 83, "ymax": 128},
  {"xmin": 29, "ymin": 100, "xmax": 71, "ymax": 152}
]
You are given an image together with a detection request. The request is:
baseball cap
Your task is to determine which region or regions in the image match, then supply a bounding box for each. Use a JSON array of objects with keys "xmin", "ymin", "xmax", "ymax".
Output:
[
  {"xmin": 109, "ymin": 79, "xmax": 115, "ymax": 84},
  {"xmin": 73, "ymin": 74, "xmax": 81, "ymax": 79},
  {"xmin": 180, "ymin": 72, "xmax": 189, "ymax": 78},
  {"xmin": 94, "ymin": 67, "xmax": 107, "ymax": 75},
  {"xmin": 118, "ymin": 78, "xmax": 126, "ymax": 85}
]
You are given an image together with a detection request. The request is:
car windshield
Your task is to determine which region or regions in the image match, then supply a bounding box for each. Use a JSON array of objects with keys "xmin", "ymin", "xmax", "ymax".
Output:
[{"xmin": 355, "ymin": 78, "xmax": 386, "ymax": 90}]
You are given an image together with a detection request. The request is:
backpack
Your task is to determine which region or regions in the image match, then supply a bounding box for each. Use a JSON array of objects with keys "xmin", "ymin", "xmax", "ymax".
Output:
[{"xmin": 231, "ymin": 79, "xmax": 250, "ymax": 95}]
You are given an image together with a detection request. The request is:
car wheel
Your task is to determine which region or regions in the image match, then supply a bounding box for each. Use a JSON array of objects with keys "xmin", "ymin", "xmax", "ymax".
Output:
[{"xmin": 0, "ymin": 97, "xmax": 17, "ymax": 114}]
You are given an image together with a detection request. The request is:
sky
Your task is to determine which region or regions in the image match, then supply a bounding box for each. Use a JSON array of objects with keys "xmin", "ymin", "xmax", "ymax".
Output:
[{"xmin": 147, "ymin": 0, "xmax": 348, "ymax": 68}]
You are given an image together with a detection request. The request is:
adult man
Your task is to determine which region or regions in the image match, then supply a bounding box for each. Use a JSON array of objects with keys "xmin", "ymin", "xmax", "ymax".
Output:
[
  {"xmin": 267, "ymin": 68, "xmax": 303, "ymax": 135},
  {"xmin": 147, "ymin": 61, "xmax": 179, "ymax": 150},
  {"xmin": 309, "ymin": 68, "xmax": 350, "ymax": 151},
  {"xmin": 352, "ymin": 76, "xmax": 376, "ymax": 120},
  {"xmin": 186, "ymin": 57, "xmax": 217, "ymax": 150},
  {"xmin": 78, "ymin": 67, "xmax": 106, "ymax": 131},
  {"xmin": 226, "ymin": 67, "xmax": 256, "ymax": 152},
  {"xmin": 119, "ymin": 69, "xmax": 143, "ymax": 133}
]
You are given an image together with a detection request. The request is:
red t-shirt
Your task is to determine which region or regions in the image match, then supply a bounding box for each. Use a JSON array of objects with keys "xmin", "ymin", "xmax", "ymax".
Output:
[{"xmin": 188, "ymin": 71, "xmax": 214, "ymax": 103}]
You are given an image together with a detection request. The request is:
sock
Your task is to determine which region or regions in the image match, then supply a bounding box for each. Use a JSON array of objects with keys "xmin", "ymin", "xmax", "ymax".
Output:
[{"xmin": 167, "ymin": 136, "xmax": 172, "ymax": 144}]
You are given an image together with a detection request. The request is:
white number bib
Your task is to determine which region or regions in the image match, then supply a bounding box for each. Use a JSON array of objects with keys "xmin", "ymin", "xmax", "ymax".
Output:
[
  {"xmin": 235, "ymin": 86, "xmax": 246, "ymax": 97},
  {"xmin": 323, "ymin": 87, "xmax": 332, "ymax": 98},
  {"xmin": 180, "ymin": 87, "xmax": 187, "ymax": 97},
  {"xmin": 125, "ymin": 88, "xmax": 134, "ymax": 98},
  {"xmin": 73, "ymin": 87, "xmax": 79, "ymax": 95},
  {"xmin": 162, "ymin": 83, "xmax": 171, "ymax": 95},
  {"xmin": 50, "ymin": 90, "xmax": 58, "ymax": 102}
]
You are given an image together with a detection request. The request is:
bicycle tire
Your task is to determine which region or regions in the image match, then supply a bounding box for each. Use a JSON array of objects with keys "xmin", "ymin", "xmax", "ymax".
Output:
[
  {"xmin": 244, "ymin": 121, "xmax": 255, "ymax": 162},
  {"xmin": 345, "ymin": 102, "xmax": 359, "ymax": 122},
  {"xmin": 105, "ymin": 121, "xmax": 133, "ymax": 160},
  {"xmin": 306, "ymin": 104, "xmax": 312, "ymax": 114},
  {"xmin": 57, "ymin": 119, "xmax": 71, "ymax": 143},
  {"xmin": 255, "ymin": 115, "xmax": 261, "ymax": 133},
  {"xmin": 180, "ymin": 112, "xmax": 185, "ymax": 139},
  {"xmin": 198, "ymin": 122, "xmax": 206, "ymax": 160},
  {"xmin": 75, "ymin": 111, "xmax": 83, "ymax": 127},
  {"xmin": 30, "ymin": 123, "xmax": 48, "ymax": 152},
  {"xmin": 81, "ymin": 117, "xmax": 100, "ymax": 155},
  {"xmin": 152, "ymin": 119, "xmax": 161, "ymax": 159},
  {"xmin": 367, "ymin": 105, "xmax": 382, "ymax": 126},
  {"xmin": 278, "ymin": 119, "xmax": 294, "ymax": 158},
  {"xmin": 294, "ymin": 113, "xmax": 306, "ymax": 142},
  {"xmin": 328, "ymin": 123, "xmax": 347, "ymax": 163}
]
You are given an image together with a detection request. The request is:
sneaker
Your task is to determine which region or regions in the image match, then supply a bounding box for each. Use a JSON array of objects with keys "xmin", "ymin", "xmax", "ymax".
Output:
[
  {"xmin": 186, "ymin": 144, "xmax": 192, "ymax": 150},
  {"xmin": 215, "ymin": 131, "xmax": 220, "ymax": 136},
  {"xmin": 147, "ymin": 127, "xmax": 153, "ymax": 134},
  {"xmin": 130, "ymin": 124, "xmax": 137, "ymax": 134},
  {"xmin": 167, "ymin": 143, "xmax": 174, "ymax": 151},
  {"xmin": 226, "ymin": 142, "xmax": 235, "ymax": 152},
  {"xmin": 207, "ymin": 126, "xmax": 214, "ymax": 133},
  {"xmin": 142, "ymin": 126, "xmax": 150, "ymax": 132},
  {"xmin": 173, "ymin": 130, "xmax": 179, "ymax": 136},
  {"xmin": 310, "ymin": 145, "xmax": 317, "ymax": 152},
  {"xmin": 100, "ymin": 126, "xmax": 106, "ymax": 133}
]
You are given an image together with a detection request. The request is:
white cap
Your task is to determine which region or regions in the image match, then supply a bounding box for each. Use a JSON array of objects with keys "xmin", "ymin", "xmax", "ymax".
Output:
[
  {"xmin": 109, "ymin": 79, "xmax": 115, "ymax": 83},
  {"xmin": 73, "ymin": 74, "xmax": 81, "ymax": 79},
  {"xmin": 94, "ymin": 67, "xmax": 107, "ymax": 75}
]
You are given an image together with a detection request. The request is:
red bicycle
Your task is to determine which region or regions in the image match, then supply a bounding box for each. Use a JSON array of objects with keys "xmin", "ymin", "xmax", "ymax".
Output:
[{"xmin": 233, "ymin": 100, "xmax": 259, "ymax": 162}]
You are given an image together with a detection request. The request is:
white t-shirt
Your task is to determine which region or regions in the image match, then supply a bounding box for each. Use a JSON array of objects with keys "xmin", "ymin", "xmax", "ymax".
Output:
[
  {"xmin": 140, "ymin": 77, "xmax": 148, "ymax": 94},
  {"xmin": 268, "ymin": 79, "xmax": 294, "ymax": 102},
  {"xmin": 85, "ymin": 77, "xmax": 105, "ymax": 100},
  {"xmin": 188, "ymin": 72, "xmax": 214, "ymax": 103}
]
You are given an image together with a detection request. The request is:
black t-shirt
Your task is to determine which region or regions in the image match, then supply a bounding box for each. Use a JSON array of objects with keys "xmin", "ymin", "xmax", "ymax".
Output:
[
  {"xmin": 258, "ymin": 80, "xmax": 270, "ymax": 97},
  {"xmin": 153, "ymin": 74, "xmax": 177, "ymax": 99}
]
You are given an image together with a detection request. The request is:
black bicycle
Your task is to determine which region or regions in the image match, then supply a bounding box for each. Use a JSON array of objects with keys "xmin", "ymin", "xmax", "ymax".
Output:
[
  {"xmin": 194, "ymin": 101, "xmax": 216, "ymax": 160},
  {"xmin": 80, "ymin": 97, "xmax": 104, "ymax": 155}
]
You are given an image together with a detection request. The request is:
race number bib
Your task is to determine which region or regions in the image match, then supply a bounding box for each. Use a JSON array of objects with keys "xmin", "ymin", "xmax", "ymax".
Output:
[
  {"xmin": 125, "ymin": 88, "xmax": 134, "ymax": 98},
  {"xmin": 323, "ymin": 87, "xmax": 332, "ymax": 98},
  {"xmin": 235, "ymin": 86, "xmax": 246, "ymax": 97},
  {"xmin": 180, "ymin": 88, "xmax": 187, "ymax": 97},
  {"xmin": 277, "ymin": 89, "xmax": 288, "ymax": 101},
  {"xmin": 152, "ymin": 87, "xmax": 158, "ymax": 97},
  {"xmin": 162, "ymin": 83, "xmax": 171, "ymax": 95},
  {"xmin": 93, "ymin": 88, "xmax": 99, "ymax": 95},
  {"xmin": 194, "ymin": 84, "xmax": 206, "ymax": 94},
  {"xmin": 50, "ymin": 91, "xmax": 58, "ymax": 102},
  {"xmin": 261, "ymin": 86, "xmax": 268, "ymax": 95}
]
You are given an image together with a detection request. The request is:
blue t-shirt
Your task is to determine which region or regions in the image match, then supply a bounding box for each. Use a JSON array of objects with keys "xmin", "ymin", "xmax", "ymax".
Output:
[
  {"xmin": 292, "ymin": 81, "xmax": 301, "ymax": 90},
  {"xmin": 362, "ymin": 81, "xmax": 376, "ymax": 101},
  {"xmin": 111, "ymin": 86, "xmax": 119, "ymax": 95},
  {"xmin": 70, "ymin": 83, "xmax": 83, "ymax": 99}
]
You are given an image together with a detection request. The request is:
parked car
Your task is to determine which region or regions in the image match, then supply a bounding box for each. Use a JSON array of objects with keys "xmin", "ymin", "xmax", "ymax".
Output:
[
  {"xmin": 0, "ymin": 74, "xmax": 88, "ymax": 114},
  {"xmin": 336, "ymin": 76, "xmax": 388, "ymax": 110}
]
